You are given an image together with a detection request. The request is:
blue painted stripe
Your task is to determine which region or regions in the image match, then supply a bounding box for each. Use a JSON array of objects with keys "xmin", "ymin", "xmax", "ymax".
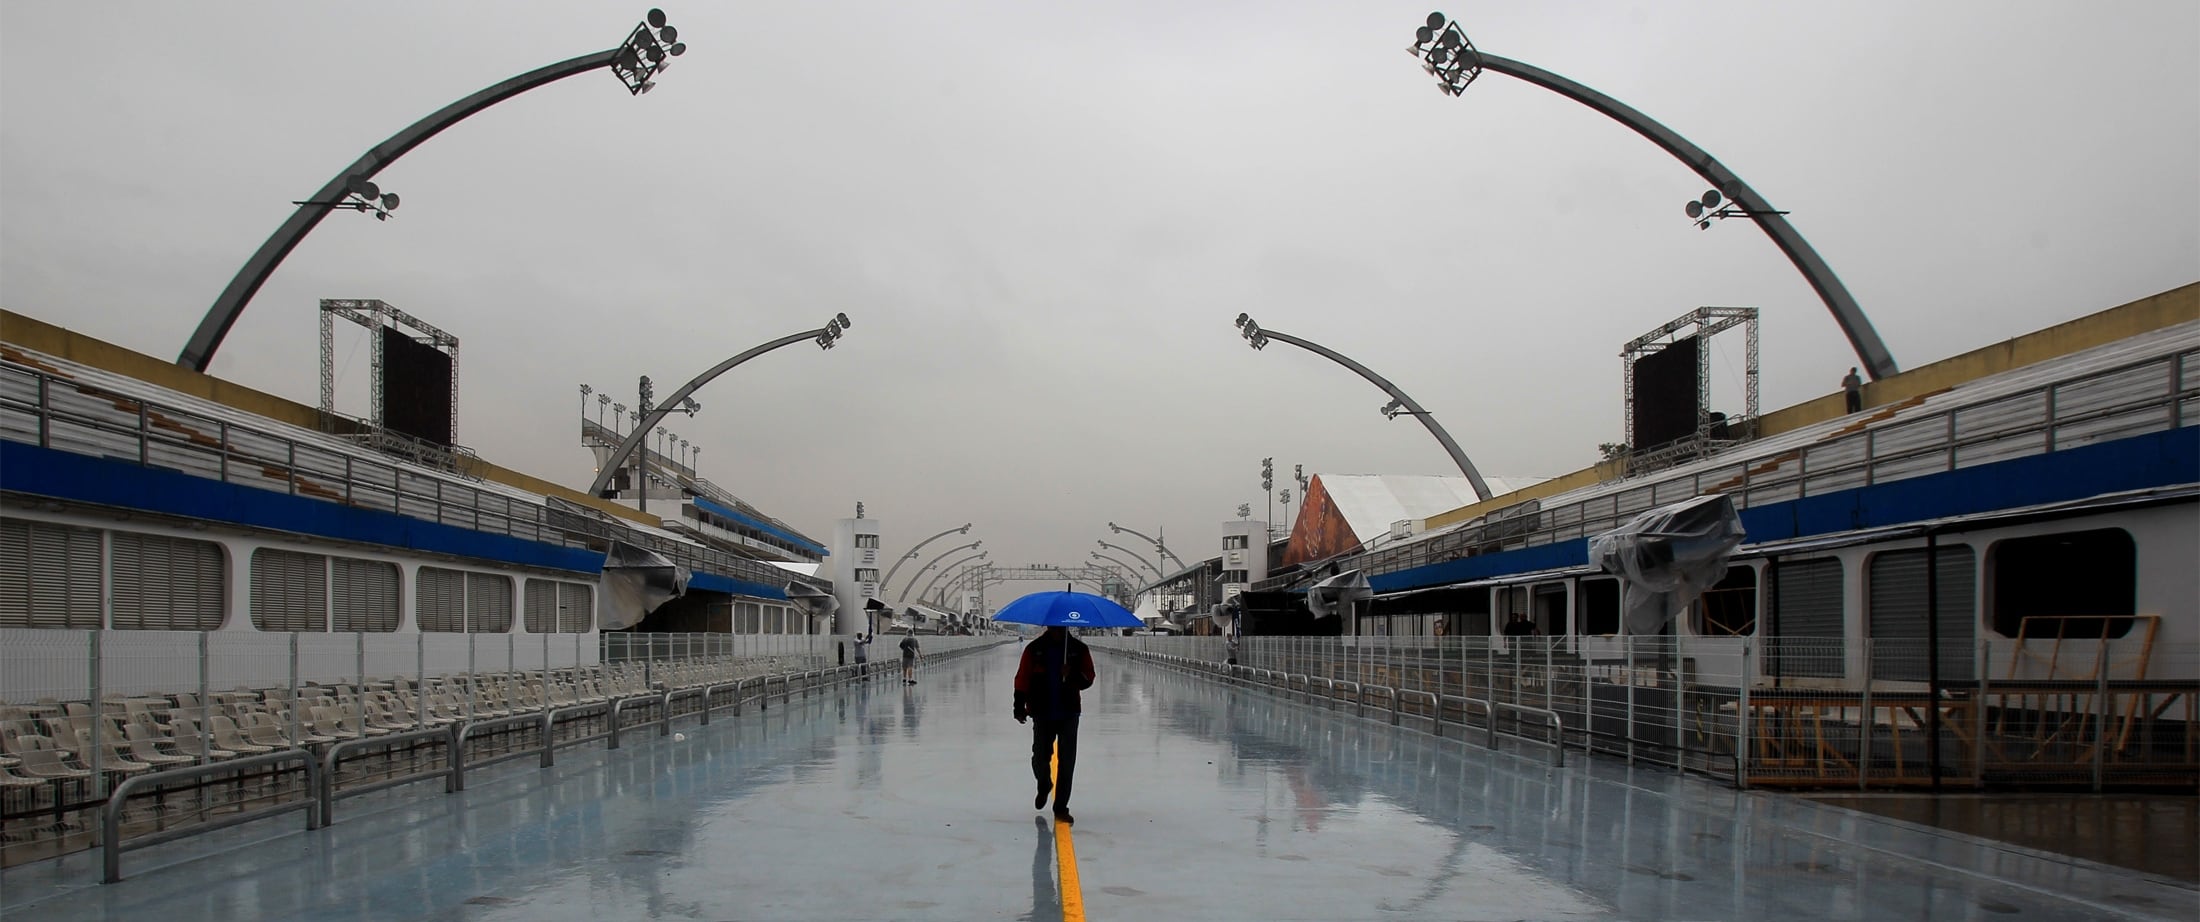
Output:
[
  {"xmin": 2, "ymin": 440, "xmax": 605, "ymax": 574},
  {"xmin": 691, "ymin": 495, "xmax": 827, "ymax": 555},
  {"xmin": 1373, "ymin": 426, "xmax": 2198, "ymax": 594}
]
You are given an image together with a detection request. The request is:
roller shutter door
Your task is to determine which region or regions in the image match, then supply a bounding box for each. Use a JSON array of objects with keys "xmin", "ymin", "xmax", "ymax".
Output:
[
  {"xmin": 558, "ymin": 583, "xmax": 594, "ymax": 633},
  {"xmin": 1867, "ymin": 547, "xmax": 1976, "ymax": 682},
  {"xmin": 1769, "ymin": 557, "xmax": 1844, "ymax": 678},
  {"xmin": 112, "ymin": 532, "xmax": 224, "ymax": 630},
  {"xmin": 417, "ymin": 567, "xmax": 465, "ymax": 632},
  {"xmin": 524, "ymin": 579, "xmax": 557, "ymax": 633},
  {"xmin": 466, "ymin": 573, "xmax": 513, "ymax": 633},
  {"xmin": 251, "ymin": 548, "xmax": 327, "ymax": 631},
  {"xmin": 0, "ymin": 519, "xmax": 102, "ymax": 628},
  {"xmin": 332, "ymin": 557, "xmax": 399, "ymax": 632}
]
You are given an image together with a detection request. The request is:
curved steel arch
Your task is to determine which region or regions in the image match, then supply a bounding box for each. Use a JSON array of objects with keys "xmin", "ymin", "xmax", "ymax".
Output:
[
  {"xmin": 882, "ymin": 523, "xmax": 972, "ymax": 596},
  {"xmin": 926, "ymin": 557, "xmax": 994, "ymax": 605},
  {"xmin": 586, "ymin": 325, "xmax": 834, "ymax": 498},
  {"xmin": 1095, "ymin": 540, "xmax": 1164, "ymax": 580},
  {"xmin": 899, "ymin": 542, "xmax": 982, "ymax": 604},
  {"xmin": 1249, "ymin": 324, "xmax": 1492, "ymax": 500},
  {"xmin": 1471, "ymin": 52, "xmax": 1898, "ymax": 380},
  {"xmin": 179, "ymin": 49, "xmax": 622, "ymax": 372}
]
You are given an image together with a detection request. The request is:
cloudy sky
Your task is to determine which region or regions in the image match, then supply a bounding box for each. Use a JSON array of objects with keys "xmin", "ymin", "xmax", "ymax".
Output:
[{"xmin": 4, "ymin": 2, "xmax": 2195, "ymax": 593}]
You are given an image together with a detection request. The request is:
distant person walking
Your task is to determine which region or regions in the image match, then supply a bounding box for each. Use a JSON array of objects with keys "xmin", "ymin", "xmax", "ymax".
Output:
[
  {"xmin": 852, "ymin": 633, "xmax": 870, "ymax": 680},
  {"xmin": 899, "ymin": 629, "xmax": 923, "ymax": 684},
  {"xmin": 1014, "ymin": 626, "xmax": 1095, "ymax": 825},
  {"xmin": 1842, "ymin": 367, "xmax": 1864, "ymax": 413}
]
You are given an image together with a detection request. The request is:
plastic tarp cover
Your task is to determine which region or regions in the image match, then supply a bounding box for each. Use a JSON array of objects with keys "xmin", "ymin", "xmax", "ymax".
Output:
[
  {"xmin": 600, "ymin": 541, "xmax": 690, "ymax": 630},
  {"xmin": 785, "ymin": 582, "xmax": 839, "ymax": 616},
  {"xmin": 1588, "ymin": 494, "xmax": 1745, "ymax": 634},
  {"xmin": 1305, "ymin": 569, "xmax": 1373, "ymax": 619}
]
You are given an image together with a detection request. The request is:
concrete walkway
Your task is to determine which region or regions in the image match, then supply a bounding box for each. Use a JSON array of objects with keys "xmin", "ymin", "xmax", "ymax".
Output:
[{"xmin": 4, "ymin": 646, "xmax": 2192, "ymax": 920}]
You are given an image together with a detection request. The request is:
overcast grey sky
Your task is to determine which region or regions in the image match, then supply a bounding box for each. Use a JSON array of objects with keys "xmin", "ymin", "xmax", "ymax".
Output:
[{"xmin": 4, "ymin": 2, "xmax": 2196, "ymax": 592}]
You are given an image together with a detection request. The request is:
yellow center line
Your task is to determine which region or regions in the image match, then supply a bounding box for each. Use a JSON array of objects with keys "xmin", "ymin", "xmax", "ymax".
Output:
[{"xmin": 1051, "ymin": 744, "xmax": 1086, "ymax": 922}]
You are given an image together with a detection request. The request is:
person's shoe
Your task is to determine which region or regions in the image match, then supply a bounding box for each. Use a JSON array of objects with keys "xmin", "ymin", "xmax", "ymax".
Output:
[
  {"xmin": 1052, "ymin": 807, "xmax": 1074, "ymax": 825},
  {"xmin": 1035, "ymin": 784, "xmax": 1051, "ymax": 810}
]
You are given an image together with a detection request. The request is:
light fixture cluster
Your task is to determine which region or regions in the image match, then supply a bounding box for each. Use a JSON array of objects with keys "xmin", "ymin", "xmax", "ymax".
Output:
[
  {"xmin": 1234, "ymin": 313, "xmax": 1269, "ymax": 350},
  {"xmin": 615, "ymin": 8, "xmax": 688, "ymax": 96},
  {"xmin": 1408, "ymin": 12, "xmax": 1482, "ymax": 96},
  {"xmin": 816, "ymin": 312, "xmax": 852, "ymax": 349}
]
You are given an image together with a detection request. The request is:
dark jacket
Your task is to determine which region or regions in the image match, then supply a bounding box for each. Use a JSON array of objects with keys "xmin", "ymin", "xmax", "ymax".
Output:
[{"xmin": 1013, "ymin": 632, "xmax": 1095, "ymax": 721}]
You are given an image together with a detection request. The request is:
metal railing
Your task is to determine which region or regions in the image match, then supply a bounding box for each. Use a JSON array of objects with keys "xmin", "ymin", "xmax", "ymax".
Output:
[
  {"xmin": 0, "ymin": 358, "xmax": 814, "ymax": 592},
  {"xmin": 1093, "ymin": 634, "xmax": 2197, "ymax": 789},
  {"xmin": 1261, "ymin": 345, "xmax": 2196, "ymax": 590}
]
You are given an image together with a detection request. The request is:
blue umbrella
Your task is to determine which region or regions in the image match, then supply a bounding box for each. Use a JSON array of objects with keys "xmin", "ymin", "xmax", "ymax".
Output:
[{"xmin": 991, "ymin": 589, "xmax": 1144, "ymax": 629}]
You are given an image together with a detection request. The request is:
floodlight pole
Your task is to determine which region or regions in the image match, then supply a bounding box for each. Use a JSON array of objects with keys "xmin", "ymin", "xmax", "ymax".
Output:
[
  {"xmin": 882, "ymin": 524, "xmax": 973, "ymax": 596},
  {"xmin": 1406, "ymin": 17, "xmax": 1897, "ymax": 380},
  {"xmin": 1095, "ymin": 540, "xmax": 1165, "ymax": 581},
  {"xmin": 1238, "ymin": 319, "xmax": 1492, "ymax": 501},
  {"xmin": 588, "ymin": 322, "xmax": 845, "ymax": 499},
  {"xmin": 1107, "ymin": 522, "xmax": 1186, "ymax": 571},
  {"xmin": 1088, "ymin": 555, "xmax": 1144, "ymax": 590},
  {"xmin": 898, "ymin": 542, "xmax": 982, "ymax": 604},
  {"xmin": 179, "ymin": 12, "xmax": 686, "ymax": 372}
]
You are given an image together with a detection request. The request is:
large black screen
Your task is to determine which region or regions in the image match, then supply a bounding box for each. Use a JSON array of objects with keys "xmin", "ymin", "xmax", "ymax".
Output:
[
  {"xmin": 380, "ymin": 326, "xmax": 453, "ymax": 446},
  {"xmin": 1630, "ymin": 335, "xmax": 1699, "ymax": 451}
]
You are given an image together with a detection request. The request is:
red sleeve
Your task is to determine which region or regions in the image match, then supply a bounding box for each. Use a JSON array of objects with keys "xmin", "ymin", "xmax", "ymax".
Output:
[
  {"xmin": 1014, "ymin": 642, "xmax": 1036, "ymax": 694},
  {"xmin": 1073, "ymin": 642, "xmax": 1095, "ymax": 691}
]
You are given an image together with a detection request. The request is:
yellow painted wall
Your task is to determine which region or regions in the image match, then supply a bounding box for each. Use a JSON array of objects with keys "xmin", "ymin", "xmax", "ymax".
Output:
[
  {"xmin": 1425, "ymin": 282, "xmax": 2199, "ymax": 530},
  {"xmin": 1, "ymin": 308, "xmax": 663, "ymax": 528}
]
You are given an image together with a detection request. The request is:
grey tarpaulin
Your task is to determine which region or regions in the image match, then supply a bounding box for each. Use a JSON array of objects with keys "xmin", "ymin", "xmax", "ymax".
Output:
[
  {"xmin": 1306, "ymin": 569, "xmax": 1373, "ymax": 619},
  {"xmin": 1588, "ymin": 493, "xmax": 1745, "ymax": 634},
  {"xmin": 599, "ymin": 541, "xmax": 690, "ymax": 630},
  {"xmin": 785, "ymin": 582, "xmax": 839, "ymax": 617}
]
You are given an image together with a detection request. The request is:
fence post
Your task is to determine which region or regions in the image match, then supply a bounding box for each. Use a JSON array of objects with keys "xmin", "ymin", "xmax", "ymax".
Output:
[
  {"xmin": 88, "ymin": 630, "xmax": 104, "ymax": 800},
  {"xmin": 1858, "ymin": 638, "xmax": 1874, "ymax": 790},
  {"xmin": 1736, "ymin": 639, "xmax": 1753, "ymax": 789},
  {"xmin": 1624, "ymin": 635, "xmax": 1636, "ymax": 766},
  {"xmin": 289, "ymin": 632, "xmax": 302, "ymax": 745},
  {"xmin": 2092, "ymin": 639, "xmax": 2111, "ymax": 792},
  {"xmin": 1972, "ymin": 640, "xmax": 1988, "ymax": 789},
  {"xmin": 355, "ymin": 631, "xmax": 368, "ymax": 738},
  {"xmin": 466, "ymin": 634, "xmax": 478, "ymax": 722},
  {"xmin": 416, "ymin": 632, "xmax": 427, "ymax": 731}
]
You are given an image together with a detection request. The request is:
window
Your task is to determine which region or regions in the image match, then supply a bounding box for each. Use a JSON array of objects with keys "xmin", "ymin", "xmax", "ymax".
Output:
[
  {"xmin": 1769, "ymin": 558, "xmax": 1843, "ymax": 677},
  {"xmin": 1224, "ymin": 535, "xmax": 1249, "ymax": 550},
  {"xmin": 524, "ymin": 579, "xmax": 558, "ymax": 633},
  {"xmin": 558, "ymin": 583, "xmax": 593, "ymax": 632},
  {"xmin": 0, "ymin": 519, "xmax": 102, "ymax": 628},
  {"xmin": 1868, "ymin": 546, "xmax": 1975, "ymax": 681},
  {"xmin": 1988, "ymin": 530, "xmax": 2135, "ymax": 639},
  {"xmin": 1533, "ymin": 583, "xmax": 1569, "ymax": 636},
  {"xmin": 524, "ymin": 579, "xmax": 594, "ymax": 633},
  {"xmin": 736, "ymin": 601, "xmax": 760, "ymax": 633},
  {"xmin": 251, "ymin": 548, "xmax": 328, "ymax": 631},
  {"xmin": 1577, "ymin": 578, "xmax": 1620, "ymax": 636},
  {"xmin": 466, "ymin": 573, "xmax": 513, "ymax": 633},
  {"xmin": 112, "ymin": 532, "xmax": 225, "ymax": 630},
  {"xmin": 854, "ymin": 568, "xmax": 879, "ymax": 583},
  {"xmin": 417, "ymin": 567, "xmax": 466, "ymax": 632},
  {"xmin": 855, "ymin": 534, "xmax": 880, "ymax": 549},
  {"xmin": 1693, "ymin": 566, "xmax": 1758, "ymax": 637},
  {"xmin": 417, "ymin": 568, "xmax": 513, "ymax": 632},
  {"xmin": 332, "ymin": 557, "xmax": 399, "ymax": 632}
]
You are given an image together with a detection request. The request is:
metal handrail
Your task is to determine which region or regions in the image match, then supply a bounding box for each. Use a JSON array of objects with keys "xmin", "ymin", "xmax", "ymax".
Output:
[
  {"xmin": 452, "ymin": 711, "xmax": 554, "ymax": 789},
  {"xmin": 1257, "ymin": 345, "xmax": 2196, "ymax": 589},
  {"xmin": 0, "ymin": 360, "xmax": 809, "ymax": 590},
  {"xmin": 1444, "ymin": 694, "xmax": 1566, "ymax": 766},
  {"xmin": 320, "ymin": 725, "xmax": 458, "ymax": 822},
  {"xmin": 104, "ymin": 749, "xmax": 321, "ymax": 882}
]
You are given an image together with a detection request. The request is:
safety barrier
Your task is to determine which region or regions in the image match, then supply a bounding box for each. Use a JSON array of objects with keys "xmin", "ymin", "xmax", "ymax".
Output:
[
  {"xmin": 104, "ymin": 750, "xmax": 321, "ymax": 882},
  {"xmin": 319, "ymin": 726, "xmax": 457, "ymax": 823},
  {"xmin": 1096, "ymin": 646, "xmax": 1569, "ymax": 767}
]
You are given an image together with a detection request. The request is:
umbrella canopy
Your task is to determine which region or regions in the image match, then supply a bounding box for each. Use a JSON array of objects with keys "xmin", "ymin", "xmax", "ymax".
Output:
[{"xmin": 991, "ymin": 589, "xmax": 1144, "ymax": 628}]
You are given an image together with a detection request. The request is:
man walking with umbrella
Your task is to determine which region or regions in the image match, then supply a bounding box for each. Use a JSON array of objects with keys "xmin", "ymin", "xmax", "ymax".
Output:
[{"xmin": 1014, "ymin": 625, "xmax": 1095, "ymax": 824}]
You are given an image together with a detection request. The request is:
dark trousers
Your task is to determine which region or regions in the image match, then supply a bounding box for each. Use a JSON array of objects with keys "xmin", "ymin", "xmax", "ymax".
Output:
[
  {"xmin": 1845, "ymin": 392, "xmax": 1862, "ymax": 413},
  {"xmin": 1030, "ymin": 715, "xmax": 1080, "ymax": 809}
]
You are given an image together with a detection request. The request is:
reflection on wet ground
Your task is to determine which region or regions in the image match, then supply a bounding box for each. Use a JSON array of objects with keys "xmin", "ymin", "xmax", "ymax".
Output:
[
  {"xmin": 1803, "ymin": 793, "xmax": 2198, "ymax": 883},
  {"xmin": 3, "ymin": 648, "xmax": 2191, "ymax": 921}
]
